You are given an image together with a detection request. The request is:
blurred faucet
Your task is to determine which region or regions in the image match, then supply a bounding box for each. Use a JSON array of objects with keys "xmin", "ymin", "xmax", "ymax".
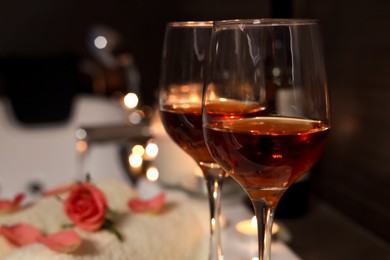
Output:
[
  {"xmin": 75, "ymin": 121, "xmax": 151, "ymax": 144},
  {"xmin": 75, "ymin": 120, "xmax": 152, "ymax": 184},
  {"xmin": 76, "ymin": 24, "xmax": 149, "ymax": 183}
]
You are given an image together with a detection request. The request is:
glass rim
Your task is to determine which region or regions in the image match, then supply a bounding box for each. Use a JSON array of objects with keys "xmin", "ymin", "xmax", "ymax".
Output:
[
  {"xmin": 214, "ymin": 18, "xmax": 319, "ymax": 27},
  {"xmin": 167, "ymin": 21, "xmax": 213, "ymax": 28}
]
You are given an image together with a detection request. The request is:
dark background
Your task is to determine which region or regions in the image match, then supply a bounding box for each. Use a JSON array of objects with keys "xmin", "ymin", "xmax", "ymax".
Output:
[
  {"xmin": 0, "ymin": 0, "xmax": 389, "ymax": 257},
  {"xmin": 0, "ymin": 0, "xmax": 274, "ymax": 105},
  {"xmin": 293, "ymin": 0, "xmax": 390, "ymax": 244}
]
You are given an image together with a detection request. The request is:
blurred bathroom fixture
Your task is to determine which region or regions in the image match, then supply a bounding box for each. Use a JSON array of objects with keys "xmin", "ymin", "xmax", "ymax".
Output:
[{"xmin": 84, "ymin": 25, "xmax": 141, "ymax": 99}]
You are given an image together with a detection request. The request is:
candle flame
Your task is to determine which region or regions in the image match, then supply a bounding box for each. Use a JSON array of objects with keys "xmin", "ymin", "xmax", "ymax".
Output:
[{"xmin": 236, "ymin": 216, "xmax": 280, "ymax": 237}]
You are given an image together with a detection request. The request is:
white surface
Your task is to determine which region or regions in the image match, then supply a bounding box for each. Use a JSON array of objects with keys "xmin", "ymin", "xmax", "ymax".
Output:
[{"xmin": 0, "ymin": 95, "xmax": 128, "ymax": 198}]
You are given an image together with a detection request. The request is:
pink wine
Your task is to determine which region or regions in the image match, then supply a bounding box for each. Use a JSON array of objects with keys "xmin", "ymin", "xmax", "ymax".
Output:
[
  {"xmin": 204, "ymin": 117, "xmax": 329, "ymax": 203},
  {"xmin": 160, "ymin": 104, "xmax": 215, "ymax": 164}
]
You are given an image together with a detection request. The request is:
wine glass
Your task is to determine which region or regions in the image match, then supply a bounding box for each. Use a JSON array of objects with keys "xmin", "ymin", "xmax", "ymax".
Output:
[
  {"xmin": 202, "ymin": 19, "xmax": 330, "ymax": 260},
  {"xmin": 159, "ymin": 21, "xmax": 228, "ymax": 260}
]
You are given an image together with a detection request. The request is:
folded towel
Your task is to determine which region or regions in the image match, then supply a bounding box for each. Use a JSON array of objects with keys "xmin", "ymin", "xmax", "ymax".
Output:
[{"xmin": 0, "ymin": 179, "xmax": 209, "ymax": 259}]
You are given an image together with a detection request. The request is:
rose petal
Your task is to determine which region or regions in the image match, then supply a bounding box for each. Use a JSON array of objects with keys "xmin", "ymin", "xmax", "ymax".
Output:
[
  {"xmin": 0, "ymin": 223, "xmax": 43, "ymax": 246},
  {"xmin": 38, "ymin": 229, "xmax": 82, "ymax": 253},
  {"xmin": 0, "ymin": 201, "xmax": 13, "ymax": 213},
  {"xmin": 42, "ymin": 183, "xmax": 75, "ymax": 197},
  {"xmin": 0, "ymin": 193, "xmax": 25, "ymax": 214},
  {"xmin": 128, "ymin": 192, "xmax": 166, "ymax": 213},
  {"xmin": 12, "ymin": 193, "xmax": 25, "ymax": 206}
]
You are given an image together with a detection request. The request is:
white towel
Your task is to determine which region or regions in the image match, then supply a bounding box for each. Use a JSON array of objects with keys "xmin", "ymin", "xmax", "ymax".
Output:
[{"xmin": 0, "ymin": 179, "xmax": 209, "ymax": 260}]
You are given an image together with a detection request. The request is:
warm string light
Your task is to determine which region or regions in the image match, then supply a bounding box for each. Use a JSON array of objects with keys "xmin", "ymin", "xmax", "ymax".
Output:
[
  {"xmin": 128, "ymin": 110, "xmax": 143, "ymax": 124},
  {"xmin": 129, "ymin": 153, "xmax": 143, "ymax": 168},
  {"xmin": 124, "ymin": 93, "xmax": 139, "ymax": 109},
  {"xmin": 128, "ymin": 139, "xmax": 159, "ymax": 179},
  {"xmin": 132, "ymin": 145, "xmax": 145, "ymax": 156},
  {"xmin": 121, "ymin": 92, "xmax": 160, "ymax": 179},
  {"xmin": 146, "ymin": 167, "xmax": 159, "ymax": 182},
  {"xmin": 145, "ymin": 141, "xmax": 158, "ymax": 159}
]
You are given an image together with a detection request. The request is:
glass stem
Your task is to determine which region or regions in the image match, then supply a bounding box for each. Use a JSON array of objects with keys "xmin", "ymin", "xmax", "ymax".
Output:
[
  {"xmin": 202, "ymin": 166, "xmax": 225, "ymax": 260},
  {"xmin": 252, "ymin": 199, "xmax": 276, "ymax": 260}
]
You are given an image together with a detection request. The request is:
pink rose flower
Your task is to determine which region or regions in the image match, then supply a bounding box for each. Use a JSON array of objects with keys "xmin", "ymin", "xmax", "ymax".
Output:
[
  {"xmin": 64, "ymin": 183, "xmax": 108, "ymax": 232},
  {"xmin": 0, "ymin": 193, "xmax": 25, "ymax": 214}
]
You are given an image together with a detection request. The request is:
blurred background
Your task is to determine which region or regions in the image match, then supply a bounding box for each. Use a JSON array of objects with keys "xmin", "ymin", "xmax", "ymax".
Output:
[{"xmin": 0, "ymin": 0, "xmax": 389, "ymax": 259}]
